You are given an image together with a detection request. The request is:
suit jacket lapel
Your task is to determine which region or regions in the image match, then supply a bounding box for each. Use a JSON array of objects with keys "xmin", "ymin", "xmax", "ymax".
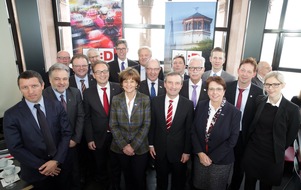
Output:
[
  {"xmin": 119, "ymin": 93, "xmax": 129, "ymax": 119},
  {"xmin": 20, "ymin": 100, "xmax": 42, "ymax": 134},
  {"xmin": 131, "ymin": 92, "xmax": 141, "ymax": 117}
]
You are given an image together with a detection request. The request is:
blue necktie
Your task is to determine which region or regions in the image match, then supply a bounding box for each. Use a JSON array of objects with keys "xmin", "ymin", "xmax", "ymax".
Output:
[
  {"xmin": 213, "ymin": 73, "xmax": 217, "ymax": 76},
  {"xmin": 121, "ymin": 62, "xmax": 125, "ymax": 71},
  {"xmin": 150, "ymin": 82, "xmax": 156, "ymax": 98}
]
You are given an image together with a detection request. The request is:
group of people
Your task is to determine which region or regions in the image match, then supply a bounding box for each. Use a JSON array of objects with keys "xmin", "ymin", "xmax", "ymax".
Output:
[{"xmin": 3, "ymin": 39, "xmax": 301, "ymax": 190}]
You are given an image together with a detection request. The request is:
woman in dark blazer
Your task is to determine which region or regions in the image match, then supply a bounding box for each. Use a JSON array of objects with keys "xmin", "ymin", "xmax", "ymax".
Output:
[
  {"xmin": 191, "ymin": 76, "xmax": 241, "ymax": 190},
  {"xmin": 109, "ymin": 67, "xmax": 151, "ymax": 190},
  {"xmin": 243, "ymin": 71, "xmax": 300, "ymax": 190}
]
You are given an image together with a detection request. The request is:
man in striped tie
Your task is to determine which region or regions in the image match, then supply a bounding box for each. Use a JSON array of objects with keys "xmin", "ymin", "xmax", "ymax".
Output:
[{"xmin": 149, "ymin": 72, "xmax": 194, "ymax": 190}]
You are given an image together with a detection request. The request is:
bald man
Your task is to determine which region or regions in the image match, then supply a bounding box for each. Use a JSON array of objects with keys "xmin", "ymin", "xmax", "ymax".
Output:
[{"xmin": 251, "ymin": 61, "xmax": 272, "ymax": 88}]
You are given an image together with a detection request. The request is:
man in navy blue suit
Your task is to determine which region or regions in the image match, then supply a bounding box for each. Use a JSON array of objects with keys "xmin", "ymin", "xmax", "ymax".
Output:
[{"xmin": 3, "ymin": 70, "xmax": 71, "ymax": 190}]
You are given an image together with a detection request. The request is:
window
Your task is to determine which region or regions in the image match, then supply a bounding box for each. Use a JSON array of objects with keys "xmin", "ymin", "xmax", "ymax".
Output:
[
  {"xmin": 53, "ymin": 0, "xmax": 232, "ymax": 67},
  {"xmin": 260, "ymin": 0, "xmax": 301, "ymax": 99}
]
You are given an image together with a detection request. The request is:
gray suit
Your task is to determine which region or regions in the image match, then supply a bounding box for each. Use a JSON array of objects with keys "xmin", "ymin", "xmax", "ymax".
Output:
[
  {"xmin": 202, "ymin": 70, "xmax": 236, "ymax": 82},
  {"xmin": 251, "ymin": 76, "xmax": 263, "ymax": 88},
  {"xmin": 43, "ymin": 87, "xmax": 84, "ymax": 143}
]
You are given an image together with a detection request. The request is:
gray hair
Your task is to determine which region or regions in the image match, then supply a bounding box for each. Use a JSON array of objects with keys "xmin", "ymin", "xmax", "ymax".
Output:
[
  {"xmin": 188, "ymin": 55, "xmax": 205, "ymax": 67},
  {"xmin": 48, "ymin": 63, "xmax": 70, "ymax": 77}
]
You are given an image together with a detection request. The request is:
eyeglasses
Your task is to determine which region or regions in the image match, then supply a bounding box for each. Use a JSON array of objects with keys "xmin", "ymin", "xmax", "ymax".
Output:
[
  {"xmin": 57, "ymin": 56, "xmax": 70, "ymax": 60},
  {"xmin": 73, "ymin": 65, "xmax": 88, "ymax": 68},
  {"xmin": 263, "ymin": 83, "xmax": 282, "ymax": 88},
  {"xmin": 208, "ymin": 88, "xmax": 224, "ymax": 92},
  {"xmin": 188, "ymin": 67, "xmax": 203, "ymax": 71},
  {"xmin": 116, "ymin": 48, "xmax": 127, "ymax": 51},
  {"xmin": 94, "ymin": 70, "xmax": 109, "ymax": 75},
  {"xmin": 146, "ymin": 68, "xmax": 161, "ymax": 72}
]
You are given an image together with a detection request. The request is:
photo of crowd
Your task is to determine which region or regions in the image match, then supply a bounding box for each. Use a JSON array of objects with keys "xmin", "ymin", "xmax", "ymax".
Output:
[{"xmin": 70, "ymin": 0, "xmax": 123, "ymax": 54}]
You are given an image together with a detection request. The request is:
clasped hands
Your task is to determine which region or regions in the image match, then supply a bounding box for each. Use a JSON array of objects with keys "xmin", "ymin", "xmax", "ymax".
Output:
[
  {"xmin": 39, "ymin": 160, "xmax": 61, "ymax": 177},
  {"xmin": 123, "ymin": 144, "xmax": 135, "ymax": 156}
]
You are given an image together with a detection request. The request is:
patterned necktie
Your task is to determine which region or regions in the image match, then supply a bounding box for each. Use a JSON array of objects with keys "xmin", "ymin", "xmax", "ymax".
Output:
[
  {"xmin": 101, "ymin": 87, "xmax": 110, "ymax": 115},
  {"xmin": 166, "ymin": 100, "xmax": 173, "ymax": 130},
  {"xmin": 191, "ymin": 85, "xmax": 198, "ymax": 108},
  {"xmin": 236, "ymin": 88, "xmax": 245, "ymax": 110},
  {"xmin": 60, "ymin": 94, "xmax": 67, "ymax": 111},
  {"xmin": 80, "ymin": 79, "xmax": 86, "ymax": 94},
  {"xmin": 34, "ymin": 104, "xmax": 57, "ymax": 157},
  {"xmin": 121, "ymin": 62, "xmax": 125, "ymax": 71},
  {"xmin": 150, "ymin": 82, "xmax": 156, "ymax": 98}
]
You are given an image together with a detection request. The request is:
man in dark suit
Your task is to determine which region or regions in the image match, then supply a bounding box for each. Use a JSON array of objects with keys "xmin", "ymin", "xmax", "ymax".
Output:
[
  {"xmin": 180, "ymin": 55, "xmax": 208, "ymax": 109},
  {"xmin": 69, "ymin": 54, "xmax": 96, "ymax": 96},
  {"xmin": 225, "ymin": 57, "xmax": 263, "ymax": 190},
  {"xmin": 3, "ymin": 70, "xmax": 71, "ymax": 190},
  {"xmin": 202, "ymin": 47, "xmax": 236, "ymax": 82},
  {"xmin": 149, "ymin": 72, "xmax": 194, "ymax": 190},
  {"xmin": 43, "ymin": 63, "xmax": 84, "ymax": 190},
  {"xmin": 172, "ymin": 55, "xmax": 190, "ymax": 80},
  {"xmin": 251, "ymin": 61, "xmax": 272, "ymax": 88},
  {"xmin": 138, "ymin": 58, "xmax": 166, "ymax": 98},
  {"xmin": 133, "ymin": 46, "xmax": 164, "ymax": 81},
  {"xmin": 108, "ymin": 39, "xmax": 138, "ymax": 83},
  {"xmin": 83, "ymin": 60, "xmax": 122, "ymax": 189}
]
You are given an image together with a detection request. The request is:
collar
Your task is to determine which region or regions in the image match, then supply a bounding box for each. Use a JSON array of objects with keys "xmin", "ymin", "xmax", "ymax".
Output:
[{"xmin": 267, "ymin": 95, "xmax": 282, "ymax": 107}]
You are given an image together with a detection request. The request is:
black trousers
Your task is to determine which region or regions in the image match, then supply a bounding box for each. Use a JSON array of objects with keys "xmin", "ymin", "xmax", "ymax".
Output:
[
  {"xmin": 113, "ymin": 151, "xmax": 148, "ymax": 190},
  {"xmin": 155, "ymin": 157, "xmax": 187, "ymax": 190},
  {"xmin": 229, "ymin": 132, "xmax": 244, "ymax": 190}
]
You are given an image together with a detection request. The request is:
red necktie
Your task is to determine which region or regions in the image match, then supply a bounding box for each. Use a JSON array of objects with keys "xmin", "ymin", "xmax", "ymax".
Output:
[
  {"xmin": 101, "ymin": 87, "xmax": 109, "ymax": 115},
  {"xmin": 236, "ymin": 88, "xmax": 245, "ymax": 110},
  {"xmin": 166, "ymin": 100, "xmax": 173, "ymax": 130}
]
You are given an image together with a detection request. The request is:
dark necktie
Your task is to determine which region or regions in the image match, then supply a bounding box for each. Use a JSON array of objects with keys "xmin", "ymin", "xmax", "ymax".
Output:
[
  {"xmin": 34, "ymin": 104, "xmax": 57, "ymax": 157},
  {"xmin": 150, "ymin": 82, "xmax": 156, "ymax": 98},
  {"xmin": 213, "ymin": 73, "xmax": 217, "ymax": 76},
  {"xmin": 191, "ymin": 85, "xmax": 198, "ymax": 108},
  {"xmin": 236, "ymin": 88, "xmax": 245, "ymax": 110},
  {"xmin": 101, "ymin": 87, "xmax": 110, "ymax": 115},
  {"xmin": 60, "ymin": 94, "xmax": 67, "ymax": 111},
  {"xmin": 121, "ymin": 62, "xmax": 125, "ymax": 71},
  {"xmin": 80, "ymin": 79, "xmax": 86, "ymax": 94},
  {"xmin": 166, "ymin": 100, "xmax": 173, "ymax": 130}
]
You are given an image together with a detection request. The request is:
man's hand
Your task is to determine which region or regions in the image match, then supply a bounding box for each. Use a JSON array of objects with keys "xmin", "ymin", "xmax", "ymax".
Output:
[
  {"xmin": 88, "ymin": 141, "xmax": 96, "ymax": 150},
  {"xmin": 39, "ymin": 160, "xmax": 61, "ymax": 176},
  {"xmin": 198, "ymin": 152, "xmax": 212, "ymax": 166},
  {"xmin": 180, "ymin": 153, "xmax": 190, "ymax": 163},
  {"xmin": 149, "ymin": 146, "xmax": 156, "ymax": 159},
  {"xmin": 123, "ymin": 144, "xmax": 135, "ymax": 156},
  {"xmin": 69, "ymin": 140, "xmax": 77, "ymax": 148}
]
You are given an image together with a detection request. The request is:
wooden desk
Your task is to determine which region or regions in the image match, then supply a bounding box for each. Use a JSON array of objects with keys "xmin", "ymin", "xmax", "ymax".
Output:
[{"xmin": 0, "ymin": 140, "xmax": 33, "ymax": 190}]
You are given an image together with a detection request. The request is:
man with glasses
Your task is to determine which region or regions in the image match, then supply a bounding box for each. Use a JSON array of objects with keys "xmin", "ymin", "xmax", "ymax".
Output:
[
  {"xmin": 202, "ymin": 47, "xmax": 235, "ymax": 82},
  {"xmin": 225, "ymin": 57, "xmax": 263, "ymax": 190},
  {"xmin": 180, "ymin": 56, "xmax": 208, "ymax": 109},
  {"xmin": 138, "ymin": 58, "xmax": 166, "ymax": 98},
  {"xmin": 83, "ymin": 60, "xmax": 122, "ymax": 189},
  {"xmin": 44, "ymin": 50, "xmax": 74, "ymax": 88},
  {"xmin": 108, "ymin": 39, "xmax": 138, "ymax": 83},
  {"xmin": 69, "ymin": 54, "xmax": 96, "ymax": 96},
  {"xmin": 133, "ymin": 46, "xmax": 164, "ymax": 81}
]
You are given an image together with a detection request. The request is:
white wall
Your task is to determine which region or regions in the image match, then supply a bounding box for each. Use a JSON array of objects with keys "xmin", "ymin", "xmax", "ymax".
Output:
[{"xmin": 0, "ymin": 1, "xmax": 22, "ymax": 117}]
